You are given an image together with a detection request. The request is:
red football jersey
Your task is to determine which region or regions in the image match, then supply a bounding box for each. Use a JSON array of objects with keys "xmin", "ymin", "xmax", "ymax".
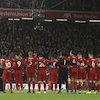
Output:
[
  {"xmin": 67, "ymin": 56, "xmax": 78, "ymax": 65},
  {"xmin": 13, "ymin": 59, "xmax": 25, "ymax": 71},
  {"xmin": 97, "ymin": 60, "xmax": 100, "ymax": 67},
  {"xmin": 38, "ymin": 59, "xmax": 47, "ymax": 72},
  {"xmin": 87, "ymin": 58, "xmax": 97, "ymax": 68},
  {"xmin": 48, "ymin": 58, "xmax": 57, "ymax": 68},
  {"xmin": 25, "ymin": 57, "xmax": 38, "ymax": 72},
  {"xmin": 77, "ymin": 58, "xmax": 87, "ymax": 68},
  {"xmin": 2, "ymin": 59, "xmax": 14, "ymax": 71}
]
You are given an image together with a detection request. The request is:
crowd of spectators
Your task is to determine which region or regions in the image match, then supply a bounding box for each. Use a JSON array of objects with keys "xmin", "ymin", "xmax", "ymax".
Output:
[
  {"xmin": 0, "ymin": 19, "xmax": 100, "ymax": 59},
  {"xmin": 0, "ymin": 0, "xmax": 100, "ymax": 12}
]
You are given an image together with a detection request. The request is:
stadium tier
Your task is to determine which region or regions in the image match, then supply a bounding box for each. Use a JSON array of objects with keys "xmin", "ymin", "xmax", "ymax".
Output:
[{"xmin": 0, "ymin": 0, "xmax": 100, "ymax": 98}]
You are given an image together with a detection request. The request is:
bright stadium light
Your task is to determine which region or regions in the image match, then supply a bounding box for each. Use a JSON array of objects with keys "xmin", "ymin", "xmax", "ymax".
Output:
[
  {"xmin": 44, "ymin": 19, "xmax": 52, "ymax": 22},
  {"xmin": 8, "ymin": 18, "xmax": 13, "ymax": 21},
  {"xmin": 75, "ymin": 20, "xmax": 86, "ymax": 23},
  {"xmin": 14, "ymin": 19, "xmax": 20, "ymax": 21},
  {"xmin": 89, "ymin": 20, "xmax": 100, "ymax": 22},
  {"xmin": 22, "ymin": 18, "xmax": 33, "ymax": 20},
  {"xmin": 8, "ymin": 18, "xmax": 20, "ymax": 21},
  {"xmin": 56, "ymin": 19, "xmax": 68, "ymax": 21}
]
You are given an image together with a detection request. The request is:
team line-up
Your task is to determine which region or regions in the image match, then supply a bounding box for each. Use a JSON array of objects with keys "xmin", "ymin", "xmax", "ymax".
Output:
[{"xmin": 0, "ymin": 51, "xmax": 100, "ymax": 94}]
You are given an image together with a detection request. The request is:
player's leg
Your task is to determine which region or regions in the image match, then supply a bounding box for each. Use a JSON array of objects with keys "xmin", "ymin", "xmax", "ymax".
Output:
[
  {"xmin": 64, "ymin": 71, "xmax": 69, "ymax": 93},
  {"xmin": 8, "ymin": 72, "xmax": 13, "ymax": 93},
  {"xmin": 93, "ymin": 80, "xmax": 97, "ymax": 94},
  {"xmin": 97, "ymin": 71, "xmax": 100, "ymax": 93},
  {"xmin": 19, "ymin": 72, "xmax": 23, "ymax": 93},
  {"xmin": 92, "ymin": 70, "xmax": 97, "ymax": 94},
  {"xmin": 57, "ymin": 73, "xmax": 63, "ymax": 94},
  {"xmin": 31, "ymin": 72, "xmax": 35, "ymax": 93},
  {"xmin": 82, "ymin": 71, "xmax": 87, "ymax": 93},
  {"xmin": 27, "ymin": 72, "xmax": 31, "ymax": 93},
  {"xmin": 37, "ymin": 81, "xmax": 41, "ymax": 93},
  {"xmin": 92, "ymin": 73, "xmax": 97, "ymax": 94},
  {"xmin": 15, "ymin": 73, "xmax": 19, "ymax": 92},
  {"xmin": 37, "ymin": 73, "xmax": 42, "ymax": 93},
  {"xmin": 72, "ymin": 71, "xmax": 78, "ymax": 93},
  {"xmin": 97, "ymin": 81, "xmax": 100, "ymax": 93},
  {"xmin": 2, "ymin": 71, "xmax": 7, "ymax": 93},
  {"xmin": 77, "ymin": 71, "xmax": 81, "ymax": 93},
  {"xmin": 27, "ymin": 78, "xmax": 31, "ymax": 93},
  {"xmin": 77, "ymin": 79, "xmax": 82, "ymax": 93},
  {"xmin": 55, "ymin": 82, "xmax": 57, "ymax": 92},
  {"xmin": 87, "ymin": 72, "xmax": 92, "ymax": 94},
  {"xmin": 43, "ymin": 74, "xmax": 46, "ymax": 93},
  {"xmin": 49, "ymin": 75, "xmax": 53, "ymax": 92},
  {"xmin": 74, "ymin": 78, "xmax": 78, "ymax": 93},
  {"xmin": 82, "ymin": 79, "xmax": 86, "ymax": 93},
  {"xmin": 32, "ymin": 77, "xmax": 35, "ymax": 93},
  {"xmin": 51, "ymin": 75, "xmax": 57, "ymax": 93},
  {"xmin": 58, "ymin": 82, "xmax": 62, "ymax": 94},
  {"xmin": 50, "ymin": 81, "xmax": 53, "ymax": 92},
  {"xmin": 54, "ymin": 75, "xmax": 58, "ymax": 92},
  {"xmin": 70, "ymin": 69, "xmax": 77, "ymax": 93},
  {"xmin": 70, "ymin": 72, "xmax": 74, "ymax": 93},
  {"xmin": 57, "ymin": 73, "xmax": 62, "ymax": 94}
]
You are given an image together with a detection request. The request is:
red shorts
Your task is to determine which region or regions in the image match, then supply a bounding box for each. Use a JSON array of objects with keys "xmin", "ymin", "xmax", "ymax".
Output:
[
  {"xmin": 38, "ymin": 72, "xmax": 46, "ymax": 81},
  {"xmin": 26, "ymin": 71, "xmax": 35, "ymax": 78},
  {"xmin": 49, "ymin": 75, "xmax": 58, "ymax": 82},
  {"xmin": 2, "ymin": 70, "xmax": 12, "ymax": 81},
  {"xmin": 15, "ymin": 70, "xmax": 23, "ymax": 82},
  {"xmin": 49, "ymin": 68, "xmax": 58, "ymax": 82},
  {"xmin": 78, "ymin": 68, "xmax": 86, "ymax": 80},
  {"xmin": 97, "ymin": 69, "xmax": 100, "ymax": 81},
  {"xmin": 70, "ymin": 66, "xmax": 78, "ymax": 79},
  {"xmin": 88, "ymin": 68, "xmax": 97, "ymax": 80}
]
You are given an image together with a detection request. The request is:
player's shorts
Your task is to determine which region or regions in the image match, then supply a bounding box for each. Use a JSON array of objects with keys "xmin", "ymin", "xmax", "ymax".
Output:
[
  {"xmin": 78, "ymin": 68, "xmax": 86, "ymax": 80},
  {"xmin": 49, "ymin": 74, "xmax": 58, "ymax": 82},
  {"xmin": 26, "ymin": 71, "xmax": 35, "ymax": 78},
  {"xmin": 97, "ymin": 69, "xmax": 100, "ymax": 81},
  {"xmin": 15, "ymin": 70, "xmax": 23, "ymax": 82},
  {"xmin": 2, "ymin": 70, "xmax": 12, "ymax": 81},
  {"xmin": 49, "ymin": 68, "xmax": 58, "ymax": 82},
  {"xmin": 88, "ymin": 68, "xmax": 97, "ymax": 80},
  {"xmin": 70, "ymin": 67, "xmax": 78, "ymax": 79},
  {"xmin": 58, "ymin": 68, "xmax": 68, "ymax": 83},
  {"xmin": 38, "ymin": 72, "xmax": 46, "ymax": 81}
]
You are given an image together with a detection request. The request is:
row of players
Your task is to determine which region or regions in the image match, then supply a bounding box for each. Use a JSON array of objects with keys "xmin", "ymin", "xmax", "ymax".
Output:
[{"xmin": 0, "ymin": 51, "xmax": 100, "ymax": 94}]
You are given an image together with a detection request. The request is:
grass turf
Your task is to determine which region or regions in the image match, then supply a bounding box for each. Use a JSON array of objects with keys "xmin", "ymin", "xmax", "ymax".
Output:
[{"xmin": 0, "ymin": 91, "xmax": 100, "ymax": 100}]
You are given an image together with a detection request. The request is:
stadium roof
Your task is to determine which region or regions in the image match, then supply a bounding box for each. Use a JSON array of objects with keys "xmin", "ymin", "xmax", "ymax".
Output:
[{"xmin": 0, "ymin": 0, "xmax": 100, "ymax": 12}]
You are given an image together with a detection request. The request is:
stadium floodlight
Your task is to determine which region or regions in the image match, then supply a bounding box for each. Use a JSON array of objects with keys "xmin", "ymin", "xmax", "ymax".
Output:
[
  {"xmin": 44, "ymin": 19, "xmax": 52, "ymax": 22},
  {"xmin": 8, "ymin": 18, "xmax": 20, "ymax": 21},
  {"xmin": 8, "ymin": 18, "xmax": 13, "ymax": 21},
  {"xmin": 56, "ymin": 19, "xmax": 68, "ymax": 21},
  {"xmin": 14, "ymin": 19, "xmax": 20, "ymax": 21},
  {"xmin": 22, "ymin": 18, "xmax": 33, "ymax": 20},
  {"xmin": 89, "ymin": 20, "xmax": 100, "ymax": 22},
  {"xmin": 75, "ymin": 20, "xmax": 86, "ymax": 23}
]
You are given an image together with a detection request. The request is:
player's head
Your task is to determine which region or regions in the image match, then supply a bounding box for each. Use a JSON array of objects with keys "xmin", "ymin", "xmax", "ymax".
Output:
[
  {"xmin": 77, "ymin": 52, "xmax": 82, "ymax": 59},
  {"xmin": 70, "ymin": 50, "xmax": 75, "ymax": 56},
  {"xmin": 9, "ymin": 52, "xmax": 14, "ymax": 59},
  {"xmin": 28, "ymin": 51, "xmax": 33, "ymax": 57},
  {"xmin": 33, "ymin": 52, "xmax": 37, "ymax": 57},
  {"xmin": 15, "ymin": 53, "xmax": 21, "ymax": 60},
  {"xmin": 39, "ymin": 56, "xmax": 43, "ymax": 60},
  {"xmin": 88, "ymin": 52, "xmax": 94, "ymax": 58},
  {"xmin": 96, "ymin": 54, "xmax": 100, "ymax": 60}
]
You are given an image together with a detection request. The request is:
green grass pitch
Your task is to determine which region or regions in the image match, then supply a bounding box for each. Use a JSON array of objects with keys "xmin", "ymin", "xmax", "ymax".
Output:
[{"xmin": 0, "ymin": 90, "xmax": 100, "ymax": 100}]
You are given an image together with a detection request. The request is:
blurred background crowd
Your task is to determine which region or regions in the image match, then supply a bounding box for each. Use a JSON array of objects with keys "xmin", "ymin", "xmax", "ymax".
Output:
[{"xmin": 0, "ymin": 19, "xmax": 100, "ymax": 59}]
